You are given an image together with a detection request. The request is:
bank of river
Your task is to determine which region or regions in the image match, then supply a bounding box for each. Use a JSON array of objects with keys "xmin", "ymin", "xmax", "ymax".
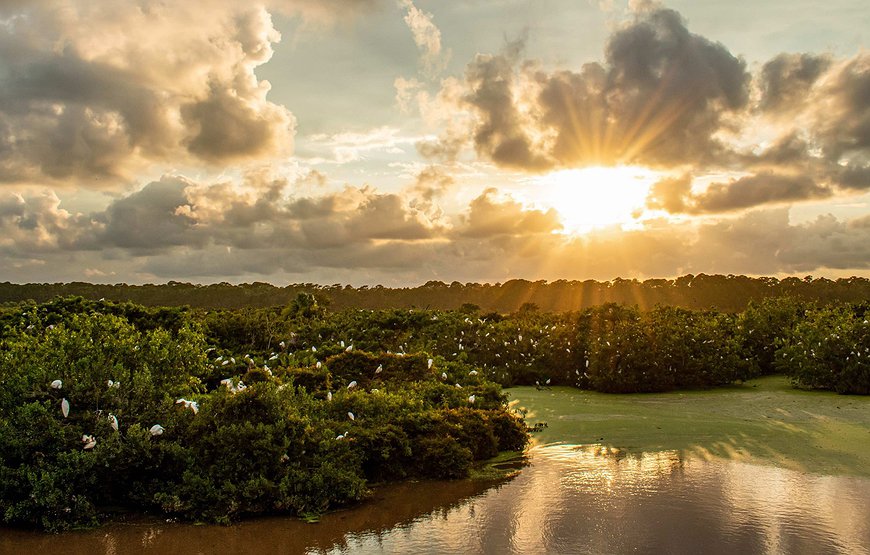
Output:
[{"xmin": 3, "ymin": 376, "xmax": 869, "ymax": 554}]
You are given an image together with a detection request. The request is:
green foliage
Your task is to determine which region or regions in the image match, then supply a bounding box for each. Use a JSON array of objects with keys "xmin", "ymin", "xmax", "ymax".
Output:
[
  {"xmin": 0, "ymin": 299, "xmax": 527, "ymax": 531},
  {"xmin": 739, "ymin": 297, "xmax": 808, "ymax": 376},
  {"xmin": 2, "ymin": 293, "xmax": 867, "ymax": 532},
  {"xmin": 777, "ymin": 307, "xmax": 870, "ymax": 394}
]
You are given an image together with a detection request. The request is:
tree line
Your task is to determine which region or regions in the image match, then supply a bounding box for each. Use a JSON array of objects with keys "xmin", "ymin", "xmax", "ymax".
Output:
[{"xmin": 1, "ymin": 274, "xmax": 869, "ymax": 312}]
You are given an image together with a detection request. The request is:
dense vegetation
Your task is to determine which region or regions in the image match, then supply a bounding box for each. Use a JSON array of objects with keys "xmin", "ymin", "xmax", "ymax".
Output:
[
  {"xmin": 0, "ymin": 299, "xmax": 526, "ymax": 531},
  {"xmin": 2, "ymin": 274, "xmax": 869, "ymax": 312},
  {"xmin": 1, "ymin": 294, "xmax": 867, "ymax": 531}
]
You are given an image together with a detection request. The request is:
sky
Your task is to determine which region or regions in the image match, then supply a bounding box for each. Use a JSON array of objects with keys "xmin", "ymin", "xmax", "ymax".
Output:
[{"xmin": 0, "ymin": 0, "xmax": 868, "ymax": 286}]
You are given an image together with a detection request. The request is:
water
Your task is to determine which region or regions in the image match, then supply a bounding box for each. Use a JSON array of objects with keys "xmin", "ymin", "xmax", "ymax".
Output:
[{"xmin": 3, "ymin": 444, "xmax": 869, "ymax": 554}]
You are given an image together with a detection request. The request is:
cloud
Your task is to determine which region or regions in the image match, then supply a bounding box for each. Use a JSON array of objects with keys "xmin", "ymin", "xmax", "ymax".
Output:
[
  {"xmin": 1, "ymin": 178, "xmax": 868, "ymax": 284},
  {"xmin": 0, "ymin": 1, "xmax": 297, "ymax": 184},
  {"xmin": 398, "ymin": 0, "xmax": 449, "ymax": 78},
  {"xmin": 457, "ymin": 188, "xmax": 562, "ymax": 238},
  {"xmin": 758, "ymin": 53, "xmax": 832, "ymax": 114},
  {"xmin": 462, "ymin": 40, "xmax": 553, "ymax": 171},
  {"xmin": 748, "ymin": 52, "xmax": 870, "ymax": 189},
  {"xmin": 0, "ymin": 190, "xmax": 88, "ymax": 253},
  {"xmin": 647, "ymin": 172, "xmax": 832, "ymax": 214},
  {"xmin": 424, "ymin": 7, "xmax": 750, "ymax": 171},
  {"xmin": 96, "ymin": 177, "xmax": 200, "ymax": 251}
]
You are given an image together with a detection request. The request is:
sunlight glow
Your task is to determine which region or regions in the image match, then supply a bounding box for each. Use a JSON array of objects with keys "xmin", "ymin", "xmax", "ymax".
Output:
[{"xmin": 533, "ymin": 166, "xmax": 661, "ymax": 234}]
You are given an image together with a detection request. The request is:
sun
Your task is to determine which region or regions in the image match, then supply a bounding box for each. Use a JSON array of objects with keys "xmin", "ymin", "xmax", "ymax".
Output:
[{"xmin": 532, "ymin": 166, "xmax": 660, "ymax": 234}]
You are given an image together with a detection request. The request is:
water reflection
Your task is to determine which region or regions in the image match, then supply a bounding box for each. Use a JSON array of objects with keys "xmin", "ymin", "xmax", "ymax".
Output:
[{"xmin": 3, "ymin": 445, "xmax": 869, "ymax": 554}]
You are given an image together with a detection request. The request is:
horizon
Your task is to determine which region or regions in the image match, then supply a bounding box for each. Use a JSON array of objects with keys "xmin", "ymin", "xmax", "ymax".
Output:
[
  {"xmin": 3, "ymin": 272, "xmax": 870, "ymax": 289},
  {"xmin": 1, "ymin": 1, "xmax": 868, "ymax": 285}
]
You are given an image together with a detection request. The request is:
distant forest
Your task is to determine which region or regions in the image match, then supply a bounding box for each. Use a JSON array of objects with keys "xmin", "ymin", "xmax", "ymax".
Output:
[{"xmin": 2, "ymin": 275, "xmax": 869, "ymax": 312}]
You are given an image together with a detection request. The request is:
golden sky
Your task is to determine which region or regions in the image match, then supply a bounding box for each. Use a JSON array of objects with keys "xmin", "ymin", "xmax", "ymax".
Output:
[{"xmin": 0, "ymin": 1, "xmax": 868, "ymax": 285}]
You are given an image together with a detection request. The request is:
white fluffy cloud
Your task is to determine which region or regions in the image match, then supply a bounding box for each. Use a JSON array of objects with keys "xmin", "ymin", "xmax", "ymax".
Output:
[{"xmin": 0, "ymin": 1, "xmax": 303, "ymax": 184}]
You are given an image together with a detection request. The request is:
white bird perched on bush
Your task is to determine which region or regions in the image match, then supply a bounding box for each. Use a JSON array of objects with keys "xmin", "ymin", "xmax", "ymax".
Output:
[
  {"xmin": 50, "ymin": 379, "xmax": 62, "ymax": 389},
  {"xmin": 175, "ymin": 398, "xmax": 199, "ymax": 414},
  {"xmin": 468, "ymin": 395, "xmax": 476, "ymax": 404},
  {"xmin": 345, "ymin": 345, "xmax": 353, "ymax": 352},
  {"xmin": 316, "ymin": 361, "xmax": 322, "ymax": 369},
  {"xmin": 375, "ymin": 364, "xmax": 383, "ymax": 374},
  {"xmin": 82, "ymin": 434, "xmax": 96, "ymax": 450},
  {"xmin": 327, "ymin": 391, "xmax": 333, "ymax": 401},
  {"xmin": 335, "ymin": 432, "xmax": 347, "ymax": 440},
  {"xmin": 108, "ymin": 414, "xmax": 119, "ymax": 431},
  {"xmin": 61, "ymin": 398, "xmax": 70, "ymax": 418},
  {"xmin": 348, "ymin": 412, "xmax": 355, "ymax": 421},
  {"xmin": 469, "ymin": 370, "xmax": 478, "ymax": 376},
  {"xmin": 455, "ymin": 383, "xmax": 463, "ymax": 389},
  {"xmin": 107, "ymin": 379, "xmax": 120, "ymax": 389},
  {"xmin": 427, "ymin": 358, "xmax": 434, "ymax": 369},
  {"xmin": 347, "ymin": 381, "xmax": 357, "ymax": 390},
  {"xmin": 149, "ymin": 424, "xmax": 164, "ymax": 436},
  {"xmin": 441, "ymin": 372, "xmax": 447, "ymax": 380}
]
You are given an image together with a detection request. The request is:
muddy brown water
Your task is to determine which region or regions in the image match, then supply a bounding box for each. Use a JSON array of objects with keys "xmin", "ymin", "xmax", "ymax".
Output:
[{"xmin": 3, "ymin": 444, "xmax": 869, "ymax": 554}]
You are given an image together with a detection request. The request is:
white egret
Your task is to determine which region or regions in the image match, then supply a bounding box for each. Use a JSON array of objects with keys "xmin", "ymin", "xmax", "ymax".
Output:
[
  {"xmin": 175, "ymin": 398, "xmax": 199, "ymax": 414},
  {"xmin": 50, "ymin": 379, "xmax": 62, "ymax": 389},
  {"xmin": 82, "ymin": 435, "xmax": 96, "ymax": 450},
  {"xmin": 347, "ymin": 381, "xmax": 357, "ymax": 390},
  {"xmin": 327, "ymin": 391, "xmax": 333, "ymax": 401},
  {"xmin": 427, "ymin": 359, "xmax": 434, "ymax": 369},
  {"xmin": 469, "ymin": 370, "xmax": 478, "ymax": 376},
  {"xmin": 455, "ymin": 383, "xmax": 462, "ymax": 389},
  {"xmin": 348, "ymin": 412, "xmax": 355, "ymax": 421},
  {"xmin": 61, "ymin": 398, "xmax": 70, "ymax": 418},
  {"xmin": 468, "ymin": 395, "xmax": 476, "ymax": 404},
  {"xmin": 149, "ymin": 424, "xmax": 165, "ymax": 436},
  {"xmin": 375, "ymin": 364, "xmax": 383, "ymax": 374},
  {"xmin": 345, "ymin": 345, "xmax": 353, "ymax": 352},
  {"xmin": 441, "ymin": 372, "xmax": 448, "ymax": 380},
  {"xmin": 108, "ymin": 414, "xmax": 119, "ymax": 431},
  {"xmin": 316, "ymin": 361, "xmax": 322, "ymax": 369}
]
